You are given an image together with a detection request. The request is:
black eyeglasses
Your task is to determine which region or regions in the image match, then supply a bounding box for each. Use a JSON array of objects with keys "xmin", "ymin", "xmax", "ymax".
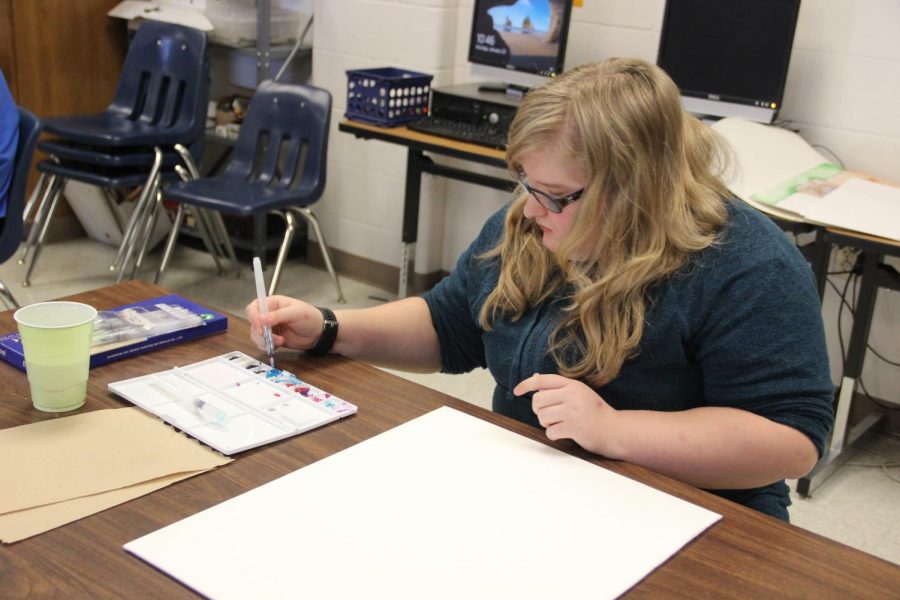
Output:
[{"xmin": 513, "ymin": 168, "xmax": 585, "ymax": 214}]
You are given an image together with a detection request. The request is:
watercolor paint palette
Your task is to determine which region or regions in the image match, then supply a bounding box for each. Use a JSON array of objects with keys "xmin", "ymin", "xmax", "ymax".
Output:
[{"xmin": 108, "ymin": 351, "xmax": 357, "ymax": 455}]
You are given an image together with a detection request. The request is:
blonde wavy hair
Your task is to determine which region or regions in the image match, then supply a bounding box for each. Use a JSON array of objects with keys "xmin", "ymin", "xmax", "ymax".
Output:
[{"xmin": 479, "ymin": 57, "xmax": 733, "ymax": 387}]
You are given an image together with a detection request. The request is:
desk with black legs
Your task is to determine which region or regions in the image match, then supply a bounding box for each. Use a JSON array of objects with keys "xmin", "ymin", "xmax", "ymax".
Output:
[
  {"xmin": 338, "ymin": 119, "xmax": 514, "ymax": 297},
  {"xmin": 798, "ymin": 226, "xmax": 900, "ymax": 496},
  {"xmin": 715, "ymin": 212, "xmax": 900, "ymax": 497}
]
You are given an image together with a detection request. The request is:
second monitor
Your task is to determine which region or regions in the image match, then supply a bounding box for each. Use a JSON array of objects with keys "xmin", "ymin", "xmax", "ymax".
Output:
[{"xmin": 656, "ymin": 0, "xmax": 801, "ymax": 123}]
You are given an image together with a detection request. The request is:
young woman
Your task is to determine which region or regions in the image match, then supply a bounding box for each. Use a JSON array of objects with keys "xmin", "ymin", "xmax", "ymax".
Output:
[{"xmin": 246, "ymin": 58, "xmax": 834, "ymax": 521}]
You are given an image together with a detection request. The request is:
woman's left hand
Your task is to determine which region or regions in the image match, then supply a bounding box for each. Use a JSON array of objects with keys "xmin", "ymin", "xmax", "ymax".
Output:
[
  {"xmin": 514, "ymin": 373, "xmax": 617, "ymax": 456},
  {"xmin": 516, "ymin": 374, "xmax": 822, "ymax": 489}
]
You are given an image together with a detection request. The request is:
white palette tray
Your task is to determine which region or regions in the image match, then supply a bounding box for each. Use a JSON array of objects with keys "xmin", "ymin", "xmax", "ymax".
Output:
[{"xmin": 109, "ymin": 351, "xmax": 357, "ymax": 455}]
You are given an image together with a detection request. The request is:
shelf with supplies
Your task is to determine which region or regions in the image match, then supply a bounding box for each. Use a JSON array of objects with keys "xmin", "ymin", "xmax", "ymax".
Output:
[
  {"xmin": 209, "ymin": 0, "xmax": 314, "ymax": 91},
  {"xmin": 218, "ymin": 42, "xmax": 312, "ymax": 60}
]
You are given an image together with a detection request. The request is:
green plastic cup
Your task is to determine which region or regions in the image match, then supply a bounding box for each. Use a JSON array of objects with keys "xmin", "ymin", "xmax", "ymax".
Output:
[{"xmin": 13, "ymin": 301, "xmax": 97, "ymax": 412}]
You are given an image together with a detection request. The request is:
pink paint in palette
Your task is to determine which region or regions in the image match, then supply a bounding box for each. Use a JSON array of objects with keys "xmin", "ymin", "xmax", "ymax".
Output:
[{"xmin": 108, "ymin": 352, "xmax": 358, "ymax": 455}]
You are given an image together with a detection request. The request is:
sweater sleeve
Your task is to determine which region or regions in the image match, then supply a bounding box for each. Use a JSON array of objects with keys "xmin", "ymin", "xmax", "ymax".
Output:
[
  {"xmin": 0, "ymin": 69, "xmax": 19, "ymax": 215},
  {"xmin": 422, "ymin": 208, "xmax": 507, "ymax": 374},
  {"xmin": 690, "ymin": 209, "xmax": 835, "ymax": 457}
]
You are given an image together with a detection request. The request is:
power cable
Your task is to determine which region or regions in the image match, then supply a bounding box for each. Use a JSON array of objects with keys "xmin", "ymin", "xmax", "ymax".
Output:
[
  {"xmin": 828, "ymin": 272, "xmax": 900, "ymax": 412},
  {"xmin": 845, "ymin": 460, "xmax": 900, "ymax": 484},
  {"xmin": 810, "ymin": 144, "xmax": 845, "ymax": 168}
]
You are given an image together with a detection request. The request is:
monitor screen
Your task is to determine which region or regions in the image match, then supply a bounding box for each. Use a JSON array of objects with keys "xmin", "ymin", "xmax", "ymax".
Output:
[
  {"xmin": 656, "ymin": 0, "xmax": 801, "ymax": 123},
  {"xmin": 468, "ymin": 0, "xmax": 573, "ymax": 80}
]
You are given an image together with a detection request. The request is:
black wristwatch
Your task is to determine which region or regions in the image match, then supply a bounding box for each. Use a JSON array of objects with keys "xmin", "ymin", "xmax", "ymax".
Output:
[{"xmin": 307, "ymin": 307, "xmax": 338, "ymax": 355}]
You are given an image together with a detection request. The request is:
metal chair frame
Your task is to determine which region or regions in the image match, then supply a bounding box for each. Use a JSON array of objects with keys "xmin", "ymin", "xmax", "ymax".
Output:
[
  {"xmin": 158, "ymin": 80, "xmax": 344, "ymax": 302},
  {"xmin": 21, "ymin": 21, "xmax": 215, "ymax": 286}
]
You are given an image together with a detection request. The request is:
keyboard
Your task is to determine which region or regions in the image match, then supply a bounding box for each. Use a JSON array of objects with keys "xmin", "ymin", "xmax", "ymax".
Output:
[{"xmin": 407, "ymin": 117, "xmax": 508, "ymax": 150}]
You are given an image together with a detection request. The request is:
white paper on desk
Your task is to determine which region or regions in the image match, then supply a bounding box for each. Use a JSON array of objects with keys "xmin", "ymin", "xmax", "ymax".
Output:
[
  {"xmin": 780, "ymin": 178, "xmax": 900, "ymax": 242},
  {"xmin": 126, "ymin": 407, "xmax": 721, "ymax": 600},
  {"xmin": 710, "ymin": 117, "xmax": 829, "ymax": 201}
]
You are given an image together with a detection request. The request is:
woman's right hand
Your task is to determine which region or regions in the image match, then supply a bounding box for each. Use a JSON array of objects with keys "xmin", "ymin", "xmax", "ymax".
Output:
[{"xmin": 244, "ymin": 295, "xmax": 325, "ymax": 352}]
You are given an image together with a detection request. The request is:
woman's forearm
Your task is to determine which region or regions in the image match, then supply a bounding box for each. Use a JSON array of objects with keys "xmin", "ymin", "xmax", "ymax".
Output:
[
  {"xmin": 602, "ymin": 406, "xmax": 819, "ymax": 490},
  {"xmin": 334, "ymin": 297, "xmax": 443, "ymax": 372}
]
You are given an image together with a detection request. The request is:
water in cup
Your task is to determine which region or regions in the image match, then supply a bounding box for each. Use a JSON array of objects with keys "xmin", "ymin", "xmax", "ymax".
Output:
[{"xmin": 13, "ymin": 301, "xmax": 97, "ymax": 412}]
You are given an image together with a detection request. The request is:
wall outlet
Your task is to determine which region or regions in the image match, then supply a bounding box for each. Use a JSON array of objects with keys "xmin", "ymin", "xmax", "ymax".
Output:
[{"xmin": 834, "ymin": 246, "xmax": 861, "ymax": 272}]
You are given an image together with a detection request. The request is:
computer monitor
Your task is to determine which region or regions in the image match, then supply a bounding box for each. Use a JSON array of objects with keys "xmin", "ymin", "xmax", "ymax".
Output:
[
  {"xmin": 467, "ymin": 0, "xmax": 573, "ymax": 94},
  {"xmin": 656, "ymin": 0, "xmax": 801, "ymax": 124}
]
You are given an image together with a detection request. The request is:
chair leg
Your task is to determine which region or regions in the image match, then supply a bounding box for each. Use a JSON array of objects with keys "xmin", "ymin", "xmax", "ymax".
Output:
[
  {"xmin": 174, "ymin": 144, "xmax": 201, "ymax": 179},
  {"xmin": 22, "ymin": 172, "xmax": 48, "ymax": 225},
  {"xmin": 19, "ymin": 174, "xmax": 61, "ymax": 266},
  {"xmin": 207, "ymin": 210, "xmax": 240, "ymax": 277},
  {"xmin": 116, "ymin": 170, "xmax": 161, "ymax": 283},
  {"xmin": 295, "ymin": 208, "xmax": 345, "ymax": 303},
  {"xmin": 131, "ymin": 188, "xmax": 165, "ymax": 278},
  {"xmin": 196, "ymin": 208, "xmax": 226, "ymax": 275},
  {"xmin": 268, "ymin": 210, "xmax": 295, "ymax": 296},
  {"xmin": 0, "ymin": 278, "xmax": 19, "ymax": 309},
  {"xmin": 155, "ymin": 203, "xmax": 185, "ymax": 285},
  {"xmin": 111, "ymin": 147, "xmax": 163, "ymax": 272},
  {"xmin": 172, "ymin": 162, "xmax": 232, "ymax": 277},
  {"xmin": 22, "ymin": 181, "xmax": 63, "ymax": 288}
]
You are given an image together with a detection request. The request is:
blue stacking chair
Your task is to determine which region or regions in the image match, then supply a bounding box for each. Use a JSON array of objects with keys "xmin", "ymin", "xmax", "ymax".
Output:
[
  {"xmin": 158, "ymin": 80, "xmax": 344, "ymax": 301},
  {"xmin": 0, "ymin": 107, "xmax": 41, "ymax": 308},
  {"xmin": 42, "ymin": 20, "xmax": 208, "ymax": 146},
  {"xmin": 22, "ymin": 20, "xmax": 225, "ymax": 286}
]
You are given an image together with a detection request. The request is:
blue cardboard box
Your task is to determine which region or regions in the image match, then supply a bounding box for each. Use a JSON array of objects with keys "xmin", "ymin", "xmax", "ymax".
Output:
[{"xmin": 0, "ymin": 295, "xmax": 228, "ymax": 372}]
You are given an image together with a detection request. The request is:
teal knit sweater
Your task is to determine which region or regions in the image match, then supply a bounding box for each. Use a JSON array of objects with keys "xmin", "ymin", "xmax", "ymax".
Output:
[{"xmin": 423, "ymin": 199, "xmax": 834, "ymax": 520}]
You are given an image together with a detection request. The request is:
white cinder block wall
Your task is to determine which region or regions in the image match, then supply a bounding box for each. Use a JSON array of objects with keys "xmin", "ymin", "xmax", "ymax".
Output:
[
  {"xmin": 312, "ymin": 0, "xmax": 459, "ymax": 275},
  {"xmin": 312, "ymin": 0, "xmax": 899, "ymax": 404}
]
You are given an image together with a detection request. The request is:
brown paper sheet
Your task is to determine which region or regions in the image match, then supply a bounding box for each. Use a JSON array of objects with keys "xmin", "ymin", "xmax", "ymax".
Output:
[
  {"xmin": 0, "ymin": 469, "xmax": 206, "ymax": 543},
  {"xmin": 0, "ymin": 408, "xmax": 231, "ymax": 542}
]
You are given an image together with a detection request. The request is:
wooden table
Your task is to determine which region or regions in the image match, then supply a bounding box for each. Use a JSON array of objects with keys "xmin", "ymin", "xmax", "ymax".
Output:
[{"xmin": 2, "ymin": 281, "xmax": 899, "ymax": 598}]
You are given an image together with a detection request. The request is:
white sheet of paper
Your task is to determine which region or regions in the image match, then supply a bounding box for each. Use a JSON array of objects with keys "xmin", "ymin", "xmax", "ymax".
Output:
[
  {"xmin": 125, "ymin": 407, "xmax": 721, "ymax": 600},
  {"xmin": 710, "ymin": 117, "xmax": 828, "ymax": 201},
  {"xmin": 780, "ymin": 178, "xmax": 900, "ymax": 242}
]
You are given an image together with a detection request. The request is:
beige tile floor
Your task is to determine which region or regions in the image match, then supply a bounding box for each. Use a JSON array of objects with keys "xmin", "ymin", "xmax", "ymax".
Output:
[{"xmin": 3, "ymin": 237, "xmax": 899, "ymax": 566}]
